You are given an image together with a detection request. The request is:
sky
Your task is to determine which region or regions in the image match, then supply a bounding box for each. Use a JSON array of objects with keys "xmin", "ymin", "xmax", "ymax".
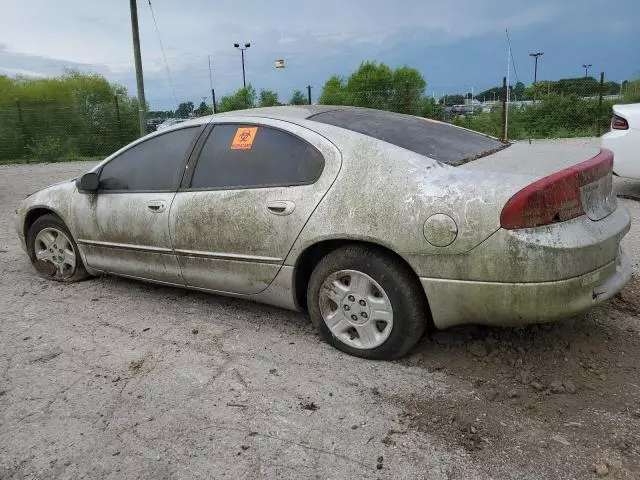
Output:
[{"xmin": 0, "ymin": 0, "xmax": 638, "ymax": 110}]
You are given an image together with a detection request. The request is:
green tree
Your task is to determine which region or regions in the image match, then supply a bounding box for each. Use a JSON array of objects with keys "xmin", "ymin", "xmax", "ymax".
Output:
[
  {"xmin": 175, "ymin": 101, "xmax": 195, "ymax": 118},
  {"xmin": 318, "ymin": 75, "xmax": 348, "ymax": 105},
  {"xmin": 0, "ymin": 70, "xmax": 139, "ymax": 162},
  {"xmin": 513, "ymin": 81, "xmax": 525, "ymax": 100},
  {"xmin": 440, "ymin": 94, "xmax": 466, "ymax": 106},
  {"xmin": 346, "ymin": 61, "xmax": 394, "ymax": 109},
  {"xmin": 194, "ymin": 101, "xmax": 212, "ymax": 116},
  {"xmin": 390, "ymin": 66, "xmax": 426, "ymax": 115},
  {"xmin": 290, "ymin": 89, "xmax": 308, "ymax": 105},
  {"xmin": 149, "ymin": 110, "xmax": 174, "ymax": 118},
  {"xmin": 259, "ymin": 89, "xmax": 279, "ymax": 107},
  {"xmin": 420, "ymin": 97, "xmax": 443, "ymax": 119},
  {"xmin": 319, "ymin": 63, "xmax": 427, "ymax": 115},
  {"xmin": 218, "ymin": 85, "xmax": 257, "ymax": 112}
]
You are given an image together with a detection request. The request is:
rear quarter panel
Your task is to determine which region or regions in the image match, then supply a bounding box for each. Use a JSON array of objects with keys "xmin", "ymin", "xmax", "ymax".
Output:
[
  {"xmin": 602, "ymin": 129, "xmax": 640, "ymax": 180},
  {"xmin": 284, "ymin": 125, "xmax": 521, "ymax": 269},
  {"xmin": 286, "ymin": 128, "xmax": 629, "ymax": 286}
]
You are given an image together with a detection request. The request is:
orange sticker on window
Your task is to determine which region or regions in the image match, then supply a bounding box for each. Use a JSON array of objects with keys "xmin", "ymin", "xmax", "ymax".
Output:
[{"xmin": 230, "ymin": 127, "xmax": 258, "ymax": 150}]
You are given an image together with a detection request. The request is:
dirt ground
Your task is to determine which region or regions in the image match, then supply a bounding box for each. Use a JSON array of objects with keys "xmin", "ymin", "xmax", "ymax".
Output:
[{"xmin": 1, "ymin": 146, "xmax": 640, "ymax": 479}]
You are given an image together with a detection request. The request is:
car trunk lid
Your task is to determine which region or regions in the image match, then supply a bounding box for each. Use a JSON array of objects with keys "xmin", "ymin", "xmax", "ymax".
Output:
[{"xmin": 461, "ymin": 142, "xmax": 616, "ymax": 225}]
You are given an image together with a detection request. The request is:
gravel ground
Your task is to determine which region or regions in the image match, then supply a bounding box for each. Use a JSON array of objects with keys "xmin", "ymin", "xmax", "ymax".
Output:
[{"xmin": 1, "ymin": 141, "xmax": 639, "ymax": 479}]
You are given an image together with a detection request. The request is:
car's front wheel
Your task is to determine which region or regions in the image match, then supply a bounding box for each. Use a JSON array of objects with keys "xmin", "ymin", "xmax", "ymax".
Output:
[
  {"xmin": 307, "ymin": 245, "xmax": 428, "ymax": 360},
  {"xmin": 26, "ymin": 214, "xmax": 89, "ymax": 282}
]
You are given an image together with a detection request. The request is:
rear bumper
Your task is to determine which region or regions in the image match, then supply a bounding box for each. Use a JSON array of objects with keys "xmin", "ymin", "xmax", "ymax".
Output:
[{"xmin": 421, "ymin": 248, "xmax": 631, "ymax": 329}]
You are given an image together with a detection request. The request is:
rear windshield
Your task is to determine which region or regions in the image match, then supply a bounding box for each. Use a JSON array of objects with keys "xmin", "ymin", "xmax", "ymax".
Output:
[{"xmin": 308, "ymin": 108, "xmax": 507, "ymax": 166}]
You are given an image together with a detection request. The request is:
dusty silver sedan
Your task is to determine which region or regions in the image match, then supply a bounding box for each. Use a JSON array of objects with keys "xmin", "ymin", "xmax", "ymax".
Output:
[{"xmin": 15, "ymin": 106, "xmax": 631, "ymax": 359}]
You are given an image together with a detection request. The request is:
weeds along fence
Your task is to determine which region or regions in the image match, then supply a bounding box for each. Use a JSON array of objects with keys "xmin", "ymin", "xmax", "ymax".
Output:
[
  {"xmin": 449, "ymin": 73, "xmax": 639, "ymax": 141},
  {"xmin": 0, "ymin": 95, "xmax": 139, "ymax": 163}
]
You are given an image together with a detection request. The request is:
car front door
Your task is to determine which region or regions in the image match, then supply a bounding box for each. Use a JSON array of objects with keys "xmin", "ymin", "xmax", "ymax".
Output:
[
  {"xmin": 169, "ymin": 119, "xmax": 341, "ymax": 294},
  {"xmin": 71, "ymin": 125, "xmax": 204, "ymax": 284}
]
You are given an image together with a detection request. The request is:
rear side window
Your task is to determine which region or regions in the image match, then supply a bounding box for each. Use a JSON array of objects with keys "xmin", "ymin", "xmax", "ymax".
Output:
[
  {"xmin": 99, "ymin": 127, "xmax": 199, "ymax": 191},
  {"xmin": 309, "ymin": 108, "xmax": 506, "ymax": 166},
  {"xmin": 189, "ymin": 124, "xmax": 324, "ymax": 189}
]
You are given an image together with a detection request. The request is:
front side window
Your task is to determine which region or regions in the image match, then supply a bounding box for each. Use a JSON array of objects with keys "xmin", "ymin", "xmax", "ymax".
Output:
[
  {"xmin": 99, "ymin": 127, "xmax": 199, "ymax": 191},
  {"xmin": 189, "ymin": 124, "xmax": 324, "ymax": 189}
]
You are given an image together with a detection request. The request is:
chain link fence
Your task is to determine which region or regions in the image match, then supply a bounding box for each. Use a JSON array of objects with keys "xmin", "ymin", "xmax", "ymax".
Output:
[
  {"xmin": 320, "ymin": 74, "xmax": 640, "ymax": 142},
  {"xmin": 1, "ymin": 73, "xmax": 638, "ymax": 164},
  {"xmin": 0, "ymin": 71, "xmax": 141, "ymax": 164},
  {"xmin": 0, "ymin": 98, "xmax": 139, "ymax": 164}
]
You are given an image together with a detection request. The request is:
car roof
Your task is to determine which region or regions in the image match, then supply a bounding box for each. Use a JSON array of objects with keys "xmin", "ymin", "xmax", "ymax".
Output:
[
  {"xmin": 173, "ymin": 106, "xmax": 504, "ymax": 166},
  {"xmin": 176, "ymin": 105, "xmax": 428, "ymax": 127}
]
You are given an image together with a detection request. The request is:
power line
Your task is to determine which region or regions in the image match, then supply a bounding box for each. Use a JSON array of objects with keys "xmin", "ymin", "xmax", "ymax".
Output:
[
  {"xmin": 505, "ymin": 29, "xmax": 520, "ymax": 84},
  {"xmin": 147, "ymin": 0, "xmax": 178, "ymax": 109}
]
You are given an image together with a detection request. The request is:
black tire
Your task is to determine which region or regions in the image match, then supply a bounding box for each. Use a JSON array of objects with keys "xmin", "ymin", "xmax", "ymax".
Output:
[
  {"xmin": 307, "ymin": 244, "xmax": 429, "ymax": 360},
  {"xmin": 26, "ymin": 213, "xmax": 89, "ymax": 282}
]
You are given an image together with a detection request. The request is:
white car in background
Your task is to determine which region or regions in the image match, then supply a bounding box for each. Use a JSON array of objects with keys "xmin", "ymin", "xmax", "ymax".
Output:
[{"xmin": 602, "ymin": 103, "xmax": 640, "ymax": 180}]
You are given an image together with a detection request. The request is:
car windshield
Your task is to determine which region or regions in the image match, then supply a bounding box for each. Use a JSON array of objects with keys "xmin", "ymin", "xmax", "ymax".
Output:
[{"xmin": 308, "ymin": 107, "xmax": 508, "ymax": 166}]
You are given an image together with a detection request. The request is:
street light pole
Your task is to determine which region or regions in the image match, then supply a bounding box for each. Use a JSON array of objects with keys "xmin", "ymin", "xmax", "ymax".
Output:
[
  {"xmin": 582, "ymin": 63, "xmax": 592, "ymax": 77},
  {"xmin": 234, "ymin": 42, "xmax": 251, "ymax": 88},
  {"xmin": 529, "ymin": 52, "xmax": 544, "ymax": 84}
]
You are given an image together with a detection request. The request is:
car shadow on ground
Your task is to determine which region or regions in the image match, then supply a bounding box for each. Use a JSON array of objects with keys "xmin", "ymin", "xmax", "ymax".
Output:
[
  {"xmin": 95, "ymin": 274, "xmax": 312, "ymax": 332},
  {"xmin": 392, "ymin": 276, "xmax": 640, "ymax": 477},
  {"xmin": 615, "ymin": 177, "xmax": 640, "ymax": 201}
]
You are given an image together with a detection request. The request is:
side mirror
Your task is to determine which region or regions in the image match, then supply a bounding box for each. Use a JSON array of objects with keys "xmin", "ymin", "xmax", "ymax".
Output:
[{"xmin": 76, "ymin": 172, "xmax": 99, "ymax": 192}]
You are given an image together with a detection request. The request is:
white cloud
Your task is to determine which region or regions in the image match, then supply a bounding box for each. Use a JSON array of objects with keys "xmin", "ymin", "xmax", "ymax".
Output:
[{"xmin": 0, "ymin": 67, "xmax": 47, "ymax": 77}]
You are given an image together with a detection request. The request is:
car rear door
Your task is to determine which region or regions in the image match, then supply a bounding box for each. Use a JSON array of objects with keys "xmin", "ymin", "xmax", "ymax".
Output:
[
  {"xmin": 71, "ymin": 125, "xmax": 204, "ymax": 284},
  {"xmin": 169, "ymin": 118, "xmax": 341, "ymax": 294}
]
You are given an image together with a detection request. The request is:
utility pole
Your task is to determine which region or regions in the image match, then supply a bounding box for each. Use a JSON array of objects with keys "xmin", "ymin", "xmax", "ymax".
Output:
[
  {"xmin": 307, "ymin": 85, "xmax": 313, "ymax": 105},
  {"xmin": 597, "ymin": 72, "xmax": 605, "ymax": 136},
  {"xmin": 582, "ymin": 63, "xmax": 592, "ymax": 77},
  {"xmin": 129, "ymin": 0, "xmax": 147, "ymax": 137},
  {"xmin": 529, "ymin": 52, "xmax": 544, "ymax": 84},
  {"xmin": 207, "ymin": 55, "xmax": 217, "ymax": 114},
  {"xmin": 501, "ymin": 77, "xmax": 508, "ymax": 142},
  {"xmin": 114, "ymin": 95, "xmax": 122, "ymax": 142}
]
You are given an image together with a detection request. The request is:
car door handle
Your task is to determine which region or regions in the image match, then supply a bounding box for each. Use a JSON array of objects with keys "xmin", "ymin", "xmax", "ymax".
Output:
[
  {"xmin": 266, "ymin": 200, "xmax": 295, "ymax": 216},
  {"xmin": 147, "ymin": 200, "xmax": 167, "ymax": 213}
]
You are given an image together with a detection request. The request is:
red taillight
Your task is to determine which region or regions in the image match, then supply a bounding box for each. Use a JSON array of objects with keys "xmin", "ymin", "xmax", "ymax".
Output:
[
  {"xmin": 500, "ymin": 149, "xmax": 613, "ymax": 229},
  {"xmin": 612, "ymin": 114, "xmax": 629, "ymax": 130}
]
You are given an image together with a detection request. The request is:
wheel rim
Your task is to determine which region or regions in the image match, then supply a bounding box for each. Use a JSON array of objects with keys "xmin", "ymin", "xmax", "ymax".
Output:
[
  {"xmin": 33, "ymin": 227, "xmax": 76, "ymax": 279},
  {"xmin": 318, "ymin": 269, "xmax": 394, "ymax": 350}
]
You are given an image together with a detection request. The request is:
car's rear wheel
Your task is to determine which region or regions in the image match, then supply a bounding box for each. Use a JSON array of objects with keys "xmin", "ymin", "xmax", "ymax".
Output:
[
  {"xmin": 26, "ymin": 214, "xmax": 89, "ymax": 282},
  {"xmin": 307, "ymin": 245, "xmax": 428, "ymax": 360}
]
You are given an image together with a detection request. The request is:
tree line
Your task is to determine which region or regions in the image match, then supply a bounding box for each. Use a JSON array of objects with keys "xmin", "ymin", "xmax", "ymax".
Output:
[
  {"xmin": 155, "ymin": 88, "xmax": 308, "ymax": 120},
  {"xmin": 474, "ymin": 77, "xmax": 623, "ymax": 103}
]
